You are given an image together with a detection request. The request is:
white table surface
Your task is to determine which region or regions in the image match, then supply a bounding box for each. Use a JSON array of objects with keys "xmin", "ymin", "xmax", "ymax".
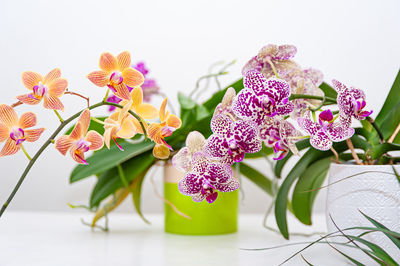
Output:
[{"xmin": 0, "ymin": 212, "xmax": 346, "ymax": 266}]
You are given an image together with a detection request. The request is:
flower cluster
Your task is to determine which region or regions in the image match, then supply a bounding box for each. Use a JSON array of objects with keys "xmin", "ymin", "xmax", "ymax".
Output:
[
  {"xmin": 1, "ymin": 51, "xmax": 180, "ymax": 164},
  {"xmin": 173, "ymin": 44, "xmax": 373, "ymax": 203}
]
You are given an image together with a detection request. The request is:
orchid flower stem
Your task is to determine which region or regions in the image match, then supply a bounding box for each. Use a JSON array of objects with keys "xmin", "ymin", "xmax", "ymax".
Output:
[
  {"xmin": 330, "ymin": 147, "xmax": 340, "ymax": 163},
  {"xmin": 90, "ymin": 117, "xmax": 105, "ymax": 125},
  {"xmin": 103, "ymin": 88, "xmax": 110, "ymax": 102},
  {"xmin": 366, "ymin": 117, "xmax": 384, "ymax": 143},
  {"xmin": 346, "ymin": 139, "xmax": 363, "ymax": 165},
  {"xmin": 50, "ymin": 139, "xmax": 55, "ymax": 144},
  {"xmin": 266, "ymin": 59, "xmax": 280, "ymax": 79},
  {"xmin": 53, "ymin": 110, "xmax": 64, "ymax": 123},
  {"xmin": 20, "ymin": 144, "xmax": 31, "ymax": 161},
  {"xmin": 189, "ymin": 72, "xmax": 229, "ymax": 99},
  {"xmin": 312, "ymin": 111, "xmax": 317, "ymax": 122},
  {"xmin": 65, "ymin": 91, "xmax": 90, "ymax": 108},
  {"xmin": 0, "ymin": 101, "xmax": 147, "ymax": 218},
  {"xmin": 11, "ymin": 101, "xmax": 23, "ymax": 108},
  {"xmin": 388, "ymin": 121, "xmax": 400, "ymax": 143}
]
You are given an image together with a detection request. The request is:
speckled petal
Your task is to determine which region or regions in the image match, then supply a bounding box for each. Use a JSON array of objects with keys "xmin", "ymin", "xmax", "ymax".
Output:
[
  {"xmin": 214, "ymin": 177, "xmax": 240, "ymax": 192},
  {"xmin": 265, "ymin": 78, "xmax": 291, "ymax": 102},
  {"xmin": 185, "ymin": 131, "xmax": 205, "ymax": 154},
  {"xmin": 172, "ymin": 147, "xmax": 191, "ymax": 172},
  {"xmin": 327, "ymin": 124, "xmax": 355, "ymax": 142},
  {"xmin": 233, "ymin": 120, "xmax": 262, "ymax": 153},
  {"xmin": 310, "ymin": 130, "xmax": 332, "ymax": 151},
  {"xmin": 210, "ymin": 114, "xmax": 232, "ymax": 136},
  {"xmin": 203, "ymin": 134, "xmax": 229, "ymax": 159},
  {"xmin": 206, "ymin": 163, "xmax": 233, "ymax": 184},
  {"xmin": 298, "ymin": 115, "xmax": 319, "ymax": 136},
  {"xmin": 274, "ymin": 45, "xmax": 297, "ymax": 60},
  {"xmin": 232, "ymin": 88, "xmax": 264, "ymax": 124},
  {"xmin": 332, "ymin": 79, "xmax": 348, "ymax": 93},
  {"xmin": 243, "ymin": 70, "xmax": 268, "ymax": 94},
  {"xmin": 178, "ymin": 172, "xmax": 202, "ymax": 195},
  {"xmin": 275, "ymin": 102, "xmax": 294, "ymax": 116},
  {"xmin": 304, "ymin": 68, "xmax": 323, "ymax": 86},
  {"xmin": 191, "ymin": 193, "xmax": 206, "ymax": 202},
  {"xmin": 191, "ymin": 152, "xmax": 210, "ymax": 174}
]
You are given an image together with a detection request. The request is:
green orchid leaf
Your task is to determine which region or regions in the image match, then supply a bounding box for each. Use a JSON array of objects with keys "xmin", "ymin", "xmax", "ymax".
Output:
[
  {"xmin": 203, "ymin": 79, "xmax": 243, "ymax": 111},
  {"xmin": 130, "ymin": 166, "xmax": 152, "ymax": 224},
  {"xmin": 244, "ymin": 144, "xmax": 273, "ymax": 159},
  {"xmin": 292, "ymin": 158, "xmax": 331, "ymax": 225},
  {"xmin": 89, "ymin": 151, "xmax": 155, "ymax": 208},
  {"xmin": 370, "ymin": 142, "xmax": 400, "ymax": 160},
  {"xmin": 274, "ymin": 139, "xmax": 310, "ymax": 178},
  {"xmin": 375, "ymin": 69, "xmax": 400, "ymax": 127},
  {"xmin": 178, "ymin": 92, "xmax": 196, "ymax": 109},
  {"xmin": 70, "ymin": 141, "xmax": 154, "ymax": 183},
  {"xmin": 319, "ymin": 82, "xmax": 337, "ymax": 99},
  {"xmin": 239, "ymin": 162, "xmax": 275, "ymax": 196}
]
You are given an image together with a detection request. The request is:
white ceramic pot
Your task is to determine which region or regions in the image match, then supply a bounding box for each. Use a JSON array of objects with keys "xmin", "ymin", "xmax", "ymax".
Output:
[{"xmin": 326, "ymin": 163, "xmax": 400, "ymax": 264}]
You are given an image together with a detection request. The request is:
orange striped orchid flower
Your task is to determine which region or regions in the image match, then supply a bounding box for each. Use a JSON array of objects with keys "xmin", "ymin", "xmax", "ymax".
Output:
[
  {"xmin": 0, "ymin": 104, "xmax": 45, "ymax": 157},
  {"xmin": 55, "ymin": 109, "xmax": 103, "ymax": 164},
  {"xmin": 148, "ymin": 98, "xmax": 182, "ymax": 159},
  {"xmin": 16, "ymin": 68, "xmax": 68, "ymax": 111},
  {"xmin": 87, "ymin": 51, "xmax": 144, "ymax": 100}
]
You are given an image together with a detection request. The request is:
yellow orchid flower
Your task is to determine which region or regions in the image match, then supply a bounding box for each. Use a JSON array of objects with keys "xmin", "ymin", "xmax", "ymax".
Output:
[
  {"xmin": 16, "ymin": 68, "xmax": 68, "ymax": 110},
  {"xmin": 55, "ymin": 109, "xmax": 103, "ymax": 164},
  {"xmin": 120, "ymin": 87, "xmax": 158, "ymax": 120},
  {"xmin": 0, "ymin": 104, "xmax": 45, "ymax": 157},
  {"xmin": 148, "ymin": 98, "xmax": 181, "ymax": 159},
  {"xmin": 87, "ymin": 51, "xmax": 144, "ymax": 100},
  {"xmin": 103, "ymin": 100, "xmax": 144, "ymax": 151}
]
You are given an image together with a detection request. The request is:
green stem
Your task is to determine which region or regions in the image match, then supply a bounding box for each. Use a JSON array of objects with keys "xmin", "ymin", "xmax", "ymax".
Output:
[
  {"xmin": 0, "ymin": 101, "xmax": 147, "ymax": 218},
  {"xmin": 20, "ymin": 144, "xmax": 32, "ymax": 160},
  {"xmin": 91, "ymin": 116, "xmax": 106, "ymax": 125},
  {"xmin": 103, "ymin": 88, "xmax": 110, "ymax": 102},
  {"xmin": 266, "ymin": 59, "xmax": 279, "ymax": 78},
  {"xmin": 53, "ymin": 110, "xmax": 64, "ymax": 123}
]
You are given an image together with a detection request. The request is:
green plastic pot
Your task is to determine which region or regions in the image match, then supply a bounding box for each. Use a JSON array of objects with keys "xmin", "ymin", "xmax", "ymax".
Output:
[{"xmin": 163, "ymin": 163, "xmax": 239, "ymax": 235}]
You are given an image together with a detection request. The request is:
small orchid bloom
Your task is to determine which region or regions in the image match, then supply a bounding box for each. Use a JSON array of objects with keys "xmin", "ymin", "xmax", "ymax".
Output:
[
  {"xmin": 332, "ymin": 79, "xmax": 373, "ymax": 126},
  {"xmin": 213, "ymin": 87, "xmax": 237, "ymax": 118},
  {"xmin": 172, "ymin": 131, "xmax": 206, "ymax": 173},
  {"xmin": 232, "ymin": 70, "xmax": 294, "ymax": 125},
  {"xmin": 178, "ymin": 152, "xmax": 239, "ymax": 203},
  {"xmin": 55, "ymin": 109, "xmax": 103, "ymax": 164},
  {"xmin": 120, "ymin": 87, "xmax": 158, "ymax": 120},
  {"xmin": 0, "ymin": 104, "xmax": 45, "ymax": 157},
  {"xmin": 103, "ymin": 100, "xmax": 142, "ymax": 151},
  {"xmin": 16, "ymin": 68, "xmax": 68, "ymax": 110},
  {"xmin": 242, "ymin": 44, "xmax": 299, "ymax": 78},
  {"xmin": 87, "ymin": 51, "xmax": 144, "ymax": 100},
  {"xmin": 298, "ymin": 110, "xmax": 354, "ymax": 151},
  {"xmin": 203, "ymin": 114, "xmax": 262, "ymax": 164},
  {"xmin": 259, "ymin": 118, "xmax": 302, "ymax": 160},
  {"xmin": 148, "ymin": 98, "xmax": 182, "ymax": 158}
]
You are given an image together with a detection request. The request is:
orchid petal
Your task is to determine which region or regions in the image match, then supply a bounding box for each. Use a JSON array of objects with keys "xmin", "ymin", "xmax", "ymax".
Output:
[
  {"xmin": 99, "ymin": 52, "xmax": 117, "ymax": 72},
  {"xmin": 0, "ymin": 139, "xmax": 20, "ymax": 157},
  {"xmin": 147, "ymin": 123, "xmax": 162, "ymax": 144},
  {"xmin": 185, "ymin": 131, "xmax": 205, "ymax": 153},
  {"xmin": 166, "ymin": 114, "xmax": 181, "ymax": 129},
  {"xmin": 70, "ymin": 145, "xmax": 87, "ymax": 165},
  {"xmin": 207, "ymin": 163, "xmax": 233, "ymax": 184},
  {"xmin": 206, "ymin": 192, "xmax": 218, "ymax": 203},
  {"xmin": 113, "ymin": 83, "xmax": 131, "ymax": 100},
  {"xmin": 85, "ymin": 130, "xmax": 104, "ymax": 151},
  {"xmin": 191, "ymin": 152, "xmax": 209, "ymax": 174},
  {"xmin": 24, "ymin": 128, "xmax": 45, "ymax": 142},
  {"xmin": 48, "ymin": 78, "xmax": 68, "ymax": 97},
  {"xmin": 70, "ymin": 122, "xmax": 83, "ymax": 140},
  {"xmin": 18, "ymin": 112, "xmax": 37, "ymax": 129},
  {"xmin": 16, "ymin": 94, "xmax": 41, "ymax": 105},
  {"xmin": 159, "ymin": 98, "xmax": 168, "ymax": 121},
  {"xmin": 153, "ymin": 144, "xmax": 170, "ymax": 159},
  {"xmin": 116, "ymin": 119, "xmax": 136, "ymax": 139},
  {"xmin": 0, "ymin": 124, "xmax": 9, "ymax": 142},
  {"xmin": 21, "ymin": 71, "xmax": 43, "ymax": 90},
  {"xmin": 310, "ymin": 131, "xmax": 332, "ymax": 151},
  {"xmin": 117, "ymin": 51, "xmax": 131, "ymax": 71},
  {"xmin": 87, "ymin": 70, "xmax": 109, "ymax": 87},
  {"xmin": 191, "ymin": 193, "xmax": 207, "ymax": 202},
  {"xmin": 44, "ymin": 68, "xmax": 61, "ymax": 84},
  {"xmin": 135, "ymin": 103, "xmax": 158, "ymax": 120},
  {"xmin": 122, "ymin": 68, "xmax": 144, "ymax": 87},
  {"xmin": 0, "ymin": 104, "xmax": 18, "ymax": 128},
  {"xmin": 178, "ymin": 172, "xmax": 202, "ymax": 195},
  {"xmin": 242, "ymin": 56, "xmax": 263, "ymax": 75},
  {"xmin": 275, "ymin": 45, "xmax": 297, "ymax": 60},
  {"xmin": 55, "ymin": 135, "xmax": 73, "ymax": 155},
  {"xmin": 327, "ymin": 124, "xmax": 355, "ymax": 142},
  {"xmin": 332, "ymin": 79, "xmax": 348, "ymax": 93},
  {"xmin": 77, "ymin": 109, "xmax": 91, "ymax": 136},
  {"xmin": 210, "ymin": 114, "xmax": 232, "ymax": 136},
  {"xmin": 243, "ymin": 70, "xmax": 268, "ymax": 93},
  {"xmin": 130, "ymin": 87, "xmax": 143, "ymax": 108},
  {"xmin": 214, "ymin": 177, "xmax": 239, "ymax": 192},
  {"xmin": 232, "ymin": 88, "xmax": 264, "ymax": 124},
  {"xmin": 43, "ymin": 94, "xmax": 64, "ymax": 111},
  {"xmin": 298, "ymin": 115, "xmax": 319, "ymax": 136},
  {"xmin": 203, "ymin": 134, "xmax": 229, "ymax": 159},
  {"xmin": 233, "ymin": 120, "xmax": 262, "ymax": 154},
  {"xmin": 172, "ymin": 147, "xmax": 191, "ymax": 172},
  {"xmin": 275, "ymin": 102, "xmax": 295, "ymax": 116}
]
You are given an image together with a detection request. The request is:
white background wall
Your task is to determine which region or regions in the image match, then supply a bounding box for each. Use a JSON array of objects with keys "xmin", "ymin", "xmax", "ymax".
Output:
[{"xmin": 0, "ymin": 0, "xmax": 399, "ymax": 217}]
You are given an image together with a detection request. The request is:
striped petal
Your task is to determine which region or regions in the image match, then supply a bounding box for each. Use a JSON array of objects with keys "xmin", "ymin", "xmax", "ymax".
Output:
[
  {"xmin": 159, "ymin": 98, "xmax": 168, "ymax": 121},
  {"xmin": 25, "ymin": 128, "xmax": 45, "ymax": 142},
  {"xmin": 85, "ymin": 130, "xmax": 104, "ymax": 151},
  {"xmin": 16, "ymin": 94, "xmax": 42, "ymax": 105},
  {"xmin": 77, "ymin": 109, "xmax": 91, "ymax": 136},
  {"xmin": 147, "ymin": 123, "xmax": 163, "ymax": 144},
  {"xmin": 18, "ymin": 112, "xmax": 37, "ymax": 129},
  {"xmin": 48, "ymin": 78, "xmax": 68, "ymax": 97},
  {"xmin": 44, "ymin": 68, "xmax": 61, "ymax": 84},
  {"xmin": 130, "ymin": 117, "xmax": 146, "ymax": 134},
  {"xmin": 70, "ymin": 122, "xmax": 83, "ymax": 140},
  {"xmin": 122, "ymin": 68, "xmax": 144, "ymax": 87},
  {"xmin": 130, "ymin": 87, "xmax": 143, "ymax": 107},
  {"xmin": 69, "ymin": 145, "xmax": 87, "ymax": 165},
  {"xmin": 103, "ymin": 127, "xmax": 117, "ymax": 149},
  {"xmin": 0, "ymin": 124, "xmax": 9, "ymax": 142},
  {"xmin": 135, "ymin": 103, "xmax": 158, "ymax": 120},
  {"xmin": 21, "ymin": 71, "xmax": 43, "ymax": 90},
  {"xmin": 0, "ymin": 139, "xmax": 20, "ymax": 157},
  {"xmin": 99, "ymin": 52, "xmax": 117, "ymax": 72},
  {"xmin": 113, "ymin": 83, "xmax": 131, "ymax": 100},
  {"xmin": 117, "ymin": 51, "xmax": 131, "ymax": 71},
  {"xmin": 0, "ymin": 104, "xmax": 18, "ymax": 128},
  {"xmin": 153, "ymin": 144, "xmax": 170, "ymax": 159},
  {"xmin": 116, "ymin": 119, "xmax": 136, "ymax": 139},
  {"xmin": 55, "ymin": 135, "xmax": 73, "ymax": 155},
  {"xmin": 166, "ymin": 114, "xmax": 182, "ymax": 129},
  {"xmin": 87, "ymin": 70, "xmax": 109, "ymax": 87},
  {"xmin": 43, "ymin": 95, "xmax": 64, "ymax": 110}
]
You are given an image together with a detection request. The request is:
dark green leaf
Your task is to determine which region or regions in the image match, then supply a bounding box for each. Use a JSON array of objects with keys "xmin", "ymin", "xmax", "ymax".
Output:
[
  {"xmin": 376, "ymin": 103, "xmax": 400, "ymax": 142},
  {"xmin": 89, "ymin": 152, "xmax": 155, "ymax": 208},
  {"xmin": 70, "ymin": 141, "xmax": 154, "ymax": 183},
  {"xmin": 195, "ymin": 104, "xmax": 210, "ymax": 121},
  {"xmin": 292, "ymin": 158, "xmax": 331, "ymax": 225},
  {"xmin": 375, "ymin": 69, "xmax": 400, "ymax": 126},
  {"xmin": 274, "ymin": 139, "xmax": 311, "ymax": 178},
  {"xmin": 370, "ymin": 142, "xmax": 400, "ymax": 160},
  {"xmin": 327, "ymin": 242, "xmax": 365, "ymax": 266},
  {"xmin": 244, "ymin": 144, "xmax": 273, "ymax": 159},
  {"xmin": 178, "ymin": 92, "xmax": 196, "ymax": 109},
  {"xmin": 319, "ymin": 82, "xmax": 337, "ymax": 99},
  {"xmin": 239, "ymin": 162, "xmax": 275, "ymax": 196}
]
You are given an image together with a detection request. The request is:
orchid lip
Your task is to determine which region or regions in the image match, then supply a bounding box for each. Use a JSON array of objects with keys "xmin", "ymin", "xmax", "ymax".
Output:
[
  {"xmin": 107, "ymin": 84, "xmax": 117, "ymax": 93},
  {"xmin": 110, "ymin": 72, "xmax": 123, "ymax": 85},
  {"xmin": 113, "ymin": 137, "xmax": 124, "ymax": 151},
  {"xmin": 10, "ymin": 128, "xmax": 25, "ymax": 144}
]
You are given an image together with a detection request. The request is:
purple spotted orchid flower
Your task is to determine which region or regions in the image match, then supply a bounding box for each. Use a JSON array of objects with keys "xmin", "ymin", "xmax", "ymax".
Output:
[
  {"xmin": 107, "ymin": 61, "xmax": 160, "ymax": 111},
  {"xmin": 178, "ymin": 152, "xmax": 239, "ymax": 203},
  {"xmin": 232, "ymin": 70, "xmax": 294, "ymax": 125},
  {"xmin": 242, "ymin": 44, "xmax": 299, "ymax": 79},
  {"xmin": 332, "ymin": 79, "xmax": 373, "ymax": 126},
  {"xmin": 298, "ymin": 110, "xmax": 355, "ymax": 151},
  {"xmin": 172, "ymin": 131, "xmax": 205, "ymax": 173},
  {"xmin": 259, "ymin": 117, "xmax": 302, "ymax": 160},
  {"xmin": 203, "ymin": 114, "xmax": 262, "ymax": 164},
  {"xmin": 213, "ymin": 87, "xmax": 237, "ymax": 119}
]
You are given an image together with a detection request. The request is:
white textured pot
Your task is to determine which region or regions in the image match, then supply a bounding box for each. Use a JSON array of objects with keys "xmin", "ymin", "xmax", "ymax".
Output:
[{"xmin": 326, "ymin": 163, "xmax": 400, "ymax": 264}]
